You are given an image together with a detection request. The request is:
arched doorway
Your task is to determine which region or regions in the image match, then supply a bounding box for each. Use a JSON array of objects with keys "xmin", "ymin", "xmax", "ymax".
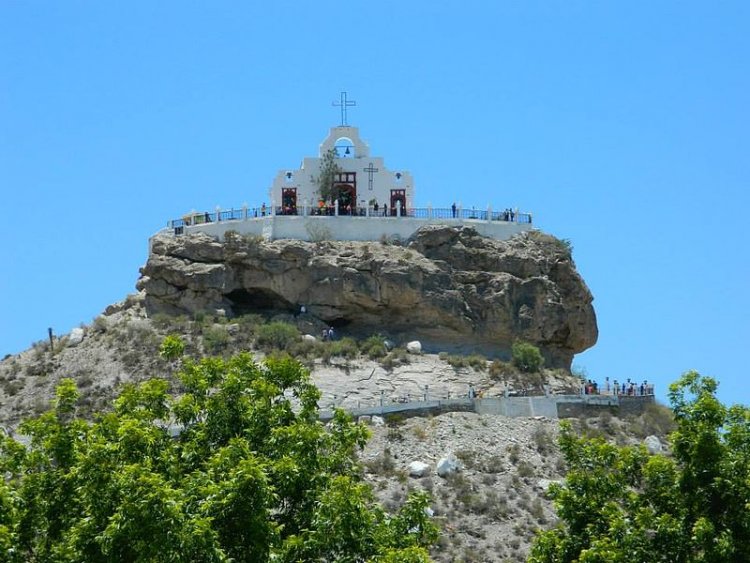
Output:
[
  {"xmin": 337, "ymin": 184, "xmax": 356, "ymax": 214},
  {"xmin": 390, "ymin": 189, "xmax": 406, "ymax": 217},
  {"xmin": 333, "ymin": 172, "xmax": 357, "ymax": 214},
  {"xmin": 281, "ymin": 188, "xmax": 297, "ymax": 215}
]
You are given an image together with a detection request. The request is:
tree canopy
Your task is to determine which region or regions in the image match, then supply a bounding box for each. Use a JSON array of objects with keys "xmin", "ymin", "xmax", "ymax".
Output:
[
  {"xmin": 0, "ymin": 353, "xmax": 437, "ymax": 562},
  {"xmin": 529, "ymin": 370, "xmax": 750, "ymax": 563}
]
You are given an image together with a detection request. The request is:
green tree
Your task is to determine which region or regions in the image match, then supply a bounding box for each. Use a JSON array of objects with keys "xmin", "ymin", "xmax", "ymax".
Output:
[
  {"xmin": 511, "ymin": 341, "xmax": 544, "ymax": 373},
  {"xmin": 529, "ymin": 370, "xmax": 750, "ymax": 563},
  {"xmin": 0, "ymin": 353, "xmax": 438, "ymax": 562},
  {"xmin": 316, "ymin": 148, "xmax": 342, "ymax": 203}
]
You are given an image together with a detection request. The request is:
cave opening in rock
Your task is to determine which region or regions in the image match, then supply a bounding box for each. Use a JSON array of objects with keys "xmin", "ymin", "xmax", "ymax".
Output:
[
  {"xmin": 328, "ymin": 317, "xmax": 351, "ymax": 329},
  {"xmin": 227, "ymin": 289, "xmax": 296, "ymax": 316}
]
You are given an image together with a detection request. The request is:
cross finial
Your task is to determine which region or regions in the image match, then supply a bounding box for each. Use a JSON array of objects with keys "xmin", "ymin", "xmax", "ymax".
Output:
[{"xmin": 332, "ymin": 91, "xmax": 356, "ymax": 126}]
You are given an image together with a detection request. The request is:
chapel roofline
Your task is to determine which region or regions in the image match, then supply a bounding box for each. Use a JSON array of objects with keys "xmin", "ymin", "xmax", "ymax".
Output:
[{"xmin": 318, "ymin": 126, "xmax": 370, "ymax": 159}]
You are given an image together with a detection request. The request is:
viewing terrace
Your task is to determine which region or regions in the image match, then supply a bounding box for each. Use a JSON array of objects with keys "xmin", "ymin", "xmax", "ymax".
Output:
[{"xmin": 155, "ymin": 202, "xmax": 534, "ymax": 244}]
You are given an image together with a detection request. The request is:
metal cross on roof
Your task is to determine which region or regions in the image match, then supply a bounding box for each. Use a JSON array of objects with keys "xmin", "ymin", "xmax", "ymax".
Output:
[
  {"xmin": 364, "ymin": 162, "xmax": 379, "ymax": 190},
  {"xmin": 332, "ymin": 91, "xmax": 356, "ymax": 126}
]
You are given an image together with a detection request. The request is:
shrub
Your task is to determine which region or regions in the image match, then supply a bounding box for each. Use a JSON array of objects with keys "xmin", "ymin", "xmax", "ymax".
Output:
[
  {"xmin": 360, "ymin": 335, "xmax": 387, "ymax": 359},
  {"xmin": 202, "ymin": 325, "xmax": 230, "ymax": 354},
  {"xmin": 236, "ymin": 313, "xmax": 264, "ymax": 330},
  {"xmin": 329, "ymin": 337, "xmax": 359, "ymax": 359},
  {"xmin": 517, "ymin": 460, "xmax": 535, "ymax": 478},
  {"xmin": 381, "ymin": 348, "xmax": 409, "ymax": 371},
  {"xmin": 511, "ymin": 341, "xmax": 544, "ymax": 373},
  {"xmin": 92, "ymin": 315, "xmax": 110, "ymax": 333},
  {"xmin": 467, "ymin": 354, "xmax": 488, "ymax": 371},
  {"xmin": 527, "ymin": 230, "xmax": 573, "ymax": 259},
  {"xmin": 255, "ymin": 321, "xmax": 300, "ymax": 351},
  {"xmin": 159, "ymin": 334, "xmax": 185, "ymax": 361},
  {"xmin": 532, "ymin": 427, "xmax": 554, "ymax": 455},
  {"xmin": 2, "ymin": 379, "xmax": 24, "ymax": 397},
  {"xmin": 445, "ymin": 355, "xmax": 469, "ymax": 369},
  {"xmin": 489, "ymin": 359, "xmax": 511, "ymax": 379},
  {"xmin": 285, "ymin": 339, "xmax": 321, "ymax": 363},
  {"xmin": 363, "ymin": 448, "xmax": 396, "ymax": 476},
  {"xmin": 639, "ymin": 402, "xmax": 676, "ymax": 437}
]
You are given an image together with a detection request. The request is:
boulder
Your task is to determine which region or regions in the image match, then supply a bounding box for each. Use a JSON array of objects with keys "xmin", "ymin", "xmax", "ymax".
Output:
[
  {"xmin": 68, "ymin": 328, "xmax": 85, "ymax": 347},
  {"xmin": 357, "ymin": 415, "xmax": 372, "ymax": 425},
  {"xmin": 436, "ymin": 454, "xmax": 462, "ymax": 477},
  {"xmin": 302, "ymin": 334, "xmax": 317, "ymax": 343},
  {"xmin": 644, "ymin": 435, "xmax": 662, "ymax": 455},
  {"xmin": 408, "ymin": 461, "xmax": 431, "ymax": 478},
  {"xmin": 371, "ymin": 416, "xmax": 385, "ymax": 427},
  {"xmin": 406, "ymin": 340, "xmax": 422, "ymax": 354},
  {"xmin": 138, "ymin": 226, "xmax": 598, "ymax": 368}
]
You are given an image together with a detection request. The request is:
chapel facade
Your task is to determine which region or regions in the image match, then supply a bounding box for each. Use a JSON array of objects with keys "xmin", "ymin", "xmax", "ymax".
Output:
[{"xmin": 269, "ymin": 125, "xmax": 414, "ymax": 215}]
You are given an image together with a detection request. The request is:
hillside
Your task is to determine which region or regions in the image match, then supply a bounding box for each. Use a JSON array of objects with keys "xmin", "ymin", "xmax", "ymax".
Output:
[
  {"xmin": 0, "ymin": 295, "xmax": 671, "ymax": 562},
  {"xmin": 0, "ymin": 227, "xmax": 672, "ymax": 561}
]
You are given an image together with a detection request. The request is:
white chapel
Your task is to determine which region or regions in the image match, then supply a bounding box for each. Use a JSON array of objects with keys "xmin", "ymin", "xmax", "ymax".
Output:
[
  {"xmin": 159, "ymin": 93, "xmax": 533, "ymax": 245},
  {"xmin": 269, "ymin": 97, "xmax": 414, "ymax": 216}
]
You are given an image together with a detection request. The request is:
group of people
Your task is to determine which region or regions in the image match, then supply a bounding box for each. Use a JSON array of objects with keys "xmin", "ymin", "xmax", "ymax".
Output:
[
  {"xmin": 311, "ymin": 201, "xmax": 402, "ymax": 217},
  {"xmin": 450, "ymin": 202, "xmax": 520, "ymax": 222},
  {"xmin": 321, "ymin": 326, "xmax": 336, "ymax": 341},
  {"xmin": 582, "ymin": 377, "xmax": 654, "ymax": 397}
]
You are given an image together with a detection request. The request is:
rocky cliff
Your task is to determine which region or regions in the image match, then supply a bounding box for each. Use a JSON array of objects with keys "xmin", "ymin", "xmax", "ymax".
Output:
[{"xmin": 137, "ymin": 226, "xmax": 597, "ymax": 368}]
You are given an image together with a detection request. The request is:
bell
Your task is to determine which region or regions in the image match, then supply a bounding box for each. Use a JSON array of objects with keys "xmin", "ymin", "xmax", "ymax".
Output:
[{"xmin": 344, "ymin": 146, "xmax": 350, "ymax": 155}]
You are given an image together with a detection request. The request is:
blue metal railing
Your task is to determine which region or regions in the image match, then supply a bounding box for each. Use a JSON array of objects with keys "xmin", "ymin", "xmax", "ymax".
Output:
[{"xmin": 168, "ymin": 206, "xmax": 532, "ymax": 230}]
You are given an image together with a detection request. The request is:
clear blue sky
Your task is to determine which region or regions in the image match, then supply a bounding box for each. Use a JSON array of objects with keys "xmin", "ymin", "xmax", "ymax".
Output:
[{"xmin": 2, "ymin": 2, "xmax": 748, "ymax": 406}]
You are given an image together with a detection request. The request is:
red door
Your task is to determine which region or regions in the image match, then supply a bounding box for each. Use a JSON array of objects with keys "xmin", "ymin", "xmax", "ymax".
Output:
[
  {"xmin": 390, "ymin": 189, "xmax": 406, "ymax": 216},
  {"xmin": 281, "ymin": 188, "xmax": 297, "ymax": 215}
]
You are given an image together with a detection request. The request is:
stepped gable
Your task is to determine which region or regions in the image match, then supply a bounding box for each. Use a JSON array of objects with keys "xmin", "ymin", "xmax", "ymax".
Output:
[{"xmin": 137, "ymin": 225, "xmax": 597, "ymax": 368}]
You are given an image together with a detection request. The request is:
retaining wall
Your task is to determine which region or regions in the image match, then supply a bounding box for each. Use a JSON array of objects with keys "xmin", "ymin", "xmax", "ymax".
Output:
[
  {"xmin": 320, "ymin": 394, "xmax": 655, "ymax": 423},
  {"xmin": 152, "ymin": 214, "xmax": 532, "ymax": 248}
]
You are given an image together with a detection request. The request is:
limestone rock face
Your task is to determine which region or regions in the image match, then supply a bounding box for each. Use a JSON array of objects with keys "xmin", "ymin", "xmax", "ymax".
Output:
[{"xmin": 137, "ymin": 226, "xmax": 597, "ymax": 368}]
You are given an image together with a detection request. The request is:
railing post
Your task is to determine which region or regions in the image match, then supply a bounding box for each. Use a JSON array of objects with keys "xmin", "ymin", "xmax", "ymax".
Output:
[
  {"xmin": 242, "ymin": 203, "xmax": 248, "ymax": 220},
  {"xmin": 334, "ymin": 200, "xmax": 339, "ymax": 216},
  {"xmin": 487, "ymin": 204, "xmax": 492, "ymax": 223},
  {"xmin": 396, "ymin": 199, "xmax": 402, "ymax": 217},
  {"xmin": 216, "ymin": 205, "xmax": 221, "ymax": 222},
  {"xmin": 458, "ymin": 202, "xmax": 463, "ymax": 220},
  {"xmin": 427, "ymin": 202, "xmax": 433, "ymax": 219}
]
